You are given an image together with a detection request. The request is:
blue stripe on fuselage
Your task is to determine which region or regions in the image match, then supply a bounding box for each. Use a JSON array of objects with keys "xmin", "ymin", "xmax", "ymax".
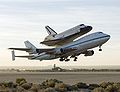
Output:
[{"xmin": 63, "ymin": 35, "xmax": 110, "ymax": 49}]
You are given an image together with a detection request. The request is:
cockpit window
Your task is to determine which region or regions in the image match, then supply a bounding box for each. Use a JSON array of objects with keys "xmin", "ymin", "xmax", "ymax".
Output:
[
  {"xmin": 98, "ymin": 32, "xmax": 103, "ymax": 34},
  {"xmin": 80, "ymin": 24, "xmax": 84, "ymax": 26}
]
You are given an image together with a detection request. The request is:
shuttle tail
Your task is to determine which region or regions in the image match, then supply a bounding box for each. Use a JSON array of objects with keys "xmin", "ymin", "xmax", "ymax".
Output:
[
  {"xmin": 24, "ymin": 40, "xmax": 37, "ymax": 54},
  {"xmin": 45, "ymin": 26, "xmax": 57, "ymax": 35}
]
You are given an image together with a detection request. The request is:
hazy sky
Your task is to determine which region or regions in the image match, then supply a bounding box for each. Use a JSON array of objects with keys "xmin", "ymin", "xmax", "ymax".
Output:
[{"xmin": 0, "ymin": 0, "xmax": 120, "ymax": 66}]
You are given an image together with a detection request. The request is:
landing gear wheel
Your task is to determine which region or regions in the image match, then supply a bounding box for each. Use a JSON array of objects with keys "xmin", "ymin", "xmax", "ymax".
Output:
[
  {"xmin": 99, "ymin": 48, "xmax": 102, "ymax": 51},
  {"xmin": 74, "ymin": 57, "xmax": 77, "ymax": 61},
  {"xmin": 65, "ymin": 59, "xmax": 70, "ymax": 62},
  {"xmin": 99, "ymin": 45, "xmax": 102, "ymax": 51},
  {"xmin": 59, "ymin": 58, "xmax": 64, "ymax": 61}
]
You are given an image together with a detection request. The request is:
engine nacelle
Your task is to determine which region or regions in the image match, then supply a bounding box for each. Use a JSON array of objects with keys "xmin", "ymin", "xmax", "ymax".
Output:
[
  {"xmin": 84, "ymin": 50, "xmax": 94, "ymax": 56},
  {"xmin": 54, "ymin": 48, "xmax": 67, "ymax": 55}
]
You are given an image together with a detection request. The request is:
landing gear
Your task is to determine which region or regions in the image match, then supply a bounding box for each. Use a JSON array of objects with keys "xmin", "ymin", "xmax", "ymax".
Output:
[
  {"xmin": 99, "ymin": 48, "xmax": 102, "ymax": 51},
  {"xmin": 99, "ymin": 46, "xmax": 102, "ymax": 51},
  {"xmin": 59, "ymin": 57, "xmax": 70, "ymax": 62},
  {"xmin": 74, "ymin": 57, "xmax": 77, "ymax": 61},
  {"xmin": 59, "ymin": 58, "xmax": 64, "ymax": 61},
  {"xmin": 65, "ymin": 59, "xmax": 70, "ymax": 62}
]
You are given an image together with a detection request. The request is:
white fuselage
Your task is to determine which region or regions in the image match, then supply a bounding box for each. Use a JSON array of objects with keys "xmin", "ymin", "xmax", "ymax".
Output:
[{"xmin": 35, "ymin": 32, "xmax": 110, "ymax": 61}]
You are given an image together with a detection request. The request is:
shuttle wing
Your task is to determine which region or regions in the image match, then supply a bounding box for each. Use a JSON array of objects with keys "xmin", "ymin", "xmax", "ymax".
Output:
[{"xmin": 40, "ymin": 32, "xmax": 81, "ymax": 46}]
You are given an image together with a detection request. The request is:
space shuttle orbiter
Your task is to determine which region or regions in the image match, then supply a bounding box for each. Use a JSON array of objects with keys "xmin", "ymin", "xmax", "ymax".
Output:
[{"xmin": 40, "ymin": 24, "xmax": 92, "ymax": 46}]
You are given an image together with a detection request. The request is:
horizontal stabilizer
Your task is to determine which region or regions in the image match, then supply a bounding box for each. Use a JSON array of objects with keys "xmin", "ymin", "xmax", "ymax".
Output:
[
  {"xmin": 15, "ymin": 55, "xmax": 33, "ymax": 58},
  {"xmin": 8, "ymin": 48, "xmax": 31, "ymax": 52}
]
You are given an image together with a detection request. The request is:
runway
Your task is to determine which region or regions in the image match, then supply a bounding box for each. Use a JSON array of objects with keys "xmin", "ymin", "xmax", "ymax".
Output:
[{"xmin": 0, "ymin": 72, "xmax": 120, "ymax": 84}]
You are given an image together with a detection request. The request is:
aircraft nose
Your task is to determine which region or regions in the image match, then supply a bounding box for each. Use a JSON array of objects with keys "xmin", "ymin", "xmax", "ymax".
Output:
[
  {"xmin": 87, "ymin": 26, "xmax": 93, "ymax": 31},
  {"xmin": 80, "ymin": 26, "xmax": 92, "ymax": 31},
  {"xmin": 107, "ymin": 35, "xmax": 110, "ymax": 40},
  {"xmin": 104, "ymin": 34, "xmax": 110, "ymax": 42}
]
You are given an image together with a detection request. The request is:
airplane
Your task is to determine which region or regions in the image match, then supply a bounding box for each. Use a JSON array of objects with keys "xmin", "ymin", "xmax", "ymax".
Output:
[
  {"xmin": 40, "ymin": 24, "xmax": 92, "ymax": 46},
  {"xmin": 8, "ymin": 32, "xmax": 110, "ymax": 61}
]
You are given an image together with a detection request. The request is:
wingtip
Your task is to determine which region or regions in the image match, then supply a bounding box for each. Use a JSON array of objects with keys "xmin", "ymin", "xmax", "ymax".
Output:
[{"xmin": 8, "ymin": 48, "xmax": 13, "ymax": 50}]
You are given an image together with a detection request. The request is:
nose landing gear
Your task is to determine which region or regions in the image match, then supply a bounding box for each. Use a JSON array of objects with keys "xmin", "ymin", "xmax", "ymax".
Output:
[{"xmin": 99, "ymin": 46, "xmax": 102, "ymax": 51}]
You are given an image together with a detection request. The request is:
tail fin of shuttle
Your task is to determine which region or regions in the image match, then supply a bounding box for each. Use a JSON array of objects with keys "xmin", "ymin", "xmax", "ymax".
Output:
[
  {"xmin": 24, "ymin": 41, "xmax": 37, "ymax": 54},
  {"xmin": 45, "ymin": 26, "xmax": 57, "ymax": 35}
]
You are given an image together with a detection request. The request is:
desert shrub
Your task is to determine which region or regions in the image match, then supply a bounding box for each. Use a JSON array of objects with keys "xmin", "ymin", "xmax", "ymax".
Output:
[
  {"xmin": 75, "ymin": 82, "xmax": 88, "ymax": 89},
  {"xmin": 16, "ymin": 86, "xmax": 26, "ymax": 92},
  {"xmin": 113, "ymin": 83, "xmax": 120, "ymax": 89},
  {"xmin": 70, "ymin": 85, "xmax": 79, "ymax": 91},
  {"xmin": 92, "ymin": 87, "xmax": 105, "ymax": 92},
  {"xmin": 41, "ymin": 79, "xmax": 63, "ymax": 88},
  {"xmin": 105, "ymin": 84, "xmax": 119, "ymax": 92},
  {"xmin": 88, "ymin": 84, "xmax": 100, "ymax": 90},
  {"xmin": 55, "ymin": 83, "xmax": 67, "ymax": 92},
  {"xmin": 99, "ymin": 82, "xmax": 112, "ymax": 88},
  {"xmin": 45, "ymin": 87, "xmax": 56, "ymax": 92},
  {"xmin": 16, "ymin": 78, "xmax": 27, "ymax": 85},
  {"xmin": 47, "ymin": 80, "xmax": 56, "ymax": 87},
  {"xmin": 29, "ymin": 84, "xmax": 40, "ymax": 92},
  {"xmin": 21, "ymin": 83, "xmax": 32, "ymax": 90},
  {"xmin": 1, "ymin": 81, "xmax": 17, "ymax": 88}
]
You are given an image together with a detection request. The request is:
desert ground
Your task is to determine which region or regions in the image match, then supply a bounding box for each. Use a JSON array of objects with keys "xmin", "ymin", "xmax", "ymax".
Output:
[{"xmin": 0, "ymin": 72, "xmax": 120, "ymax": 84}]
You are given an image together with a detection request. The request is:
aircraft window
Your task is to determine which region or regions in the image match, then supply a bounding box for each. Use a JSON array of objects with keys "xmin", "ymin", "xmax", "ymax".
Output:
[{"xmin": 98, "ymin": 32, "xmax": 103, "ymax": 34}]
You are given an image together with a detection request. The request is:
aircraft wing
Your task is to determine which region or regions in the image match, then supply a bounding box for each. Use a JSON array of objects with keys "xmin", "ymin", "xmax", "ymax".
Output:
[
  {"xmin": 45, "ymin": 48, "xmax": 77, "ymax": 56},
  {"xmin": 58, "ymin": 48, "xmax": 78, "ymax": 57},
  {"xmin": 8, "ymin": 48, "xmax": 31, "ymax": 52},
  {"xmin": 40, "ymin": 37, "xmax": 74, "ymax": 46},
  {"xmin": 40, "ymin": 39, "xmax": 62, "ymax": 46},
  {"xmin": 36, "ymin": 48, "xmax": 54, "ymax": 53}
]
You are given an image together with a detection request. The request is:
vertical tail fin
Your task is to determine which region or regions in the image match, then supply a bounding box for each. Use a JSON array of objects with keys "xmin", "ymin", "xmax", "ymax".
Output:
[
  {"xmin": 24, "ymin": 41, "xmax": 37, "ymax": 54},
  {"xmin": 45, "ymin": 26, "xmax": 57, "ymax": 35}
]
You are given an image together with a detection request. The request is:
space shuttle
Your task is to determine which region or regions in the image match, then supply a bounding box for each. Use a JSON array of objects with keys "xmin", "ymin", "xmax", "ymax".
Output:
[{"xmin": 40, "ymin": 24, "xmax": 92, "ymax": 46}]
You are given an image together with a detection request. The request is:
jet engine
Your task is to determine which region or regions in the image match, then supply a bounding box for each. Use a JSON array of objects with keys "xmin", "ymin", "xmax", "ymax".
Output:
[
  {"xmin": 84, "ymin": 50, "xmax": 94, "ymax": 56},
  {"xmin": 54, "ymin": 48, "xmax": 70, "ymax": 55}
]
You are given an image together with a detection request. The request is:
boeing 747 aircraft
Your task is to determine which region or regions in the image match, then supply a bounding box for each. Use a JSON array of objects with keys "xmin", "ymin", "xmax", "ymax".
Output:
[
  {"xmin": 9, "ymin": 32, "xmax": 110, "ymax": 61},
  {"xmin": 40, "ymin": 24, "xmax": 92, "ymax": 46}
]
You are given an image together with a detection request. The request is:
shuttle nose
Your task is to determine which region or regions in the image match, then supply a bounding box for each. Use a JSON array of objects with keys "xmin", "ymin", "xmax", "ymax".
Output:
[
  {"xmin": 87, "ymin": 26, "xmax": 93, "ymax": 31},
  {"xmin": 80, "ymin": 26, "xmax": 92, "ymax": 32}
]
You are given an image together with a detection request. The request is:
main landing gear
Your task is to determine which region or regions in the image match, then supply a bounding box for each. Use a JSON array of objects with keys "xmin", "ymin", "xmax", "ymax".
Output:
[
  {"xmin": 59, "ymin": 57, "xmax": 70, "ymax": 62},
  {"xmin": 74, "ymin": 57, "xmax": 77, "ymax": 61},
  {"xmin": 59, "ymin": 58, "xmax": 64, "ymax": 61},
  {"xmin": 59, "ymin": 57, "xmax": 77, "ymax": 62}
]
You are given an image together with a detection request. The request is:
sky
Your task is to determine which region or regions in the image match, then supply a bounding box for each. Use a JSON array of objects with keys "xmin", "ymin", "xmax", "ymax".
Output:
[{"xmin": 0, "ymin": 0, "xmax": 120, "ymax": 67}]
